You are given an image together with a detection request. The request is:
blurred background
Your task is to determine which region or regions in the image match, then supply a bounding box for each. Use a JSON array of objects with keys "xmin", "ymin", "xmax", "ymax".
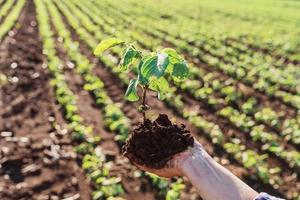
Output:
[{"xmin": 0, "ymin": 0, "xmax": 299, "ymax": 199}]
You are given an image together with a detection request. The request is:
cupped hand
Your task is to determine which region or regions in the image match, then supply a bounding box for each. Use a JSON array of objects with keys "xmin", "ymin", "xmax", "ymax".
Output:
[{"xmin": 133, "ymin": 140, "xmax": 203, "ymax": 178}]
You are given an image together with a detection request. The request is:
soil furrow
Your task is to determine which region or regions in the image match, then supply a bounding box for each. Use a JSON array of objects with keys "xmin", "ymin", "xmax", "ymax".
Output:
[{"xmin": 0, "ymin": 1, "xmax": 92, "ymax": 199}]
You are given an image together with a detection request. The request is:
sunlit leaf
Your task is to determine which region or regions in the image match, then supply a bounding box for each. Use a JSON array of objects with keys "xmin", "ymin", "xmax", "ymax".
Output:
[
  {"xmin": 149, "ymin": 77, "xmax": 170, "ymax": 100},
  {"xmin": 157, "ymin": 52, "xmax": 169, "ymax": 72},
  {"xmin": 162, "ymin": 48, "xmax": 182, "ymax": 64},
  {"xmin": 120, "ymin": 45, "xmax": 141, "ymax": 71},
  {"xmin": 125, "ymin": 79, "xmax": 139, "ymax": 101},
  {"xmin": 172, "ymin": 61, "xmax": 189, "ymax": 81},
  {"xmin": 140, "ymin": 52, "xmax": 169, "ymax": 80},
  {"xmin": 94, "ymin": 38, "xmax": 124, "ymax": 55}
]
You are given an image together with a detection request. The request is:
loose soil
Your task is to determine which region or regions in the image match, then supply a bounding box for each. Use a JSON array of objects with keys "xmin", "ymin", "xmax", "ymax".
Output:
[{"xmin": 123, "ymin": 114, "xmax": 194, "ymax": 169}]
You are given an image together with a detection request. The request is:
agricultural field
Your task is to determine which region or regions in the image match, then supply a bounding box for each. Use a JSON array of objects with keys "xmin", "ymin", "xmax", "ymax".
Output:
[{"xmin": 0, "ymin": 0, "xmax": 299, "ymax": 199}]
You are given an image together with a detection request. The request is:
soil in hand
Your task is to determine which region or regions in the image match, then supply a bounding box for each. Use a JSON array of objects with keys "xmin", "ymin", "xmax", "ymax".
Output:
[{"xmin": 123, "ymin": 114, "xmax": 194, "ymax": 169}]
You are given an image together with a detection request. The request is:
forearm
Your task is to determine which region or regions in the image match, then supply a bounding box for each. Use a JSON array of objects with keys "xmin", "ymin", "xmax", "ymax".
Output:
[{"xmin": 181, "ymin": 143, "xmax": 258, "ymax": 200}]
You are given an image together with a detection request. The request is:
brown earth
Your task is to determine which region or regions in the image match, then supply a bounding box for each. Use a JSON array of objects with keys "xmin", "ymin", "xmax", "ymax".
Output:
[{"xmin": 123, "ymin": 114, "xmax": 194, "ymax": 169}]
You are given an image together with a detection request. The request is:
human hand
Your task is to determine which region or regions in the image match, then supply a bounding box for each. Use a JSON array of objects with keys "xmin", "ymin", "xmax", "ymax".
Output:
[
  {"xmin": 128, "ymin": 138, "xmax": 259, "ymax": 200},
  {"xmin": 131, "ymin": 139, "xmax": 204, "ymax": 178}
]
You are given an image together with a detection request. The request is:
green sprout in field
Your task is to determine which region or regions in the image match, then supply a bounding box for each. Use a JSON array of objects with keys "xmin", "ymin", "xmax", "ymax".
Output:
[
  {"xmin": 94, "ymin": 38, "xmax": 189, "ymax": 122},
  {"xmin": 0, "ymin": 73, "xmax": 7, "ymax": 87}
]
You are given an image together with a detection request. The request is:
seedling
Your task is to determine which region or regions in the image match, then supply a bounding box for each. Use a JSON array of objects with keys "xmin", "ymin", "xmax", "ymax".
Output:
[
  {"xmin": 94, "ymin": 37, "xmax": 189, "ymax": 122},
  {"xmin": 94, "ymin": 38, "xmax": 193, "ymax": 171},
  {"xmin": 0, "ymin": 74, "xmax": 7, "ymax": 86}
]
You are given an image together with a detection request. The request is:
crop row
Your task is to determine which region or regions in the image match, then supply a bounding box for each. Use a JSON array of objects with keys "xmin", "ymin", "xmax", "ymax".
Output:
[
  {"xmin": 0, "ymin": 0, "xmax": 25, "ymax": 41},
  {"xmin": 159, "ymin": 3, "xmax": 300, "ymax": 65},
  {"xmin": 113, "ymin": 0, "xmax": 300, "ymax": 101},
  {"xmin": 139, "ymin": 0, "xmax": 300, "ymax": 62},
  {"xmin": 138, "ymin": 3, "xmax": 300, "ymax": 80},
  {"xmin": 63, "ymin": 0, "xmax": 300, "ymax": 172},
  {"xmin": 101, "ymin": 0, "xmax": 300, "ymax": 102},
  {"xmin": 79, "ymin": 0, "xmax": 297, "ymax": 126},
  {"xmin": 231, "ymin": 36, "xmax": 300, "ymax": 63},
  {"xmin": 54, "ymin": 1, "xmax": 300, "ymax": 198},
  {"xmin": 35, "ymin": 0, "xmax": 130, "ymax": 199},
  {"xmin": 0, "ymin": 0, "xmax": 15, "ymax": 22}
]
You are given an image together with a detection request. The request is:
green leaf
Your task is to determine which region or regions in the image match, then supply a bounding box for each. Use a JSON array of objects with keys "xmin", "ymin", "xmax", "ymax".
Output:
[
  {"xmin": 140, "ymin": 55, "xmax": 158, "ymax": 79},
  {"xmin": 94, "ymin": 38, "xmax": 124, "ymax": 55},
  {"xmin": 125, "ymin": 79, "xmax": 139, "ymax": 101},
  {"xmin": 137, "ymin": 73, "xmax": 148, "ymax": 86},
  {"xmin": 0, "ymin": 74, "xmax": 7, "ymax": 86},
  {"xmin": 92, "ymin": 191, "xmax": 104, "ymax": 200},
  {"xmin": 162, "ymin": 48, "xmax": 188, "ymax": 77},
  {"xmin": 162, "ymin": 48, "xmax": 182, "ymax": 64},
  {"xmin": 140, "ymin": 52, "xmax": 169, "ymax": 80},
  {"xmin": 149, "ymin": 77, "xmax": 170, "ymax": 100},
  {"xmin": 172, "ymin": 62, "xmax": 189, "ymax": 81},
  {"xmin": 139, "ymin": 53, "xmax": 155, "ymax": 72},
  {"xmin": 137, "ymin": 53, "xmax": 154, "ymax": 85},
  {"xmin": 157, "ymin": 52, "xmax": 169, "ymax": 72},
  {"xmin": 166, "ymin": 190, "xmax": 178, "ymax": 200},
  {"xmin": 120, "ymin": 45, "xmax": 141, "ymax": 71}
]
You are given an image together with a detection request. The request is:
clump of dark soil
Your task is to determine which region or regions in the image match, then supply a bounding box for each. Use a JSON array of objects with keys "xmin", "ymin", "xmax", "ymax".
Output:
[{"xmin": 123, "ymin": 114, "xmax": 194, "ymax": 169}]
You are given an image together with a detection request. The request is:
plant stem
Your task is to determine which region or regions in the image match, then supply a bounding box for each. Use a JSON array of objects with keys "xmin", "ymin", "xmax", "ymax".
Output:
[{"xmin": 142, "ymin": 86, "xmax": 147, "ymax": 122}]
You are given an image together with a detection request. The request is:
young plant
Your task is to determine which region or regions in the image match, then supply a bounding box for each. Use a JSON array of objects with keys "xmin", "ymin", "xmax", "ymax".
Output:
[
  {"xmin": 94, "ymin": 38, "xmax": 189, "ymax": 121},
  {"xmin": 0, "ymin": 73, "xmax": 7, "ymax": 86}
]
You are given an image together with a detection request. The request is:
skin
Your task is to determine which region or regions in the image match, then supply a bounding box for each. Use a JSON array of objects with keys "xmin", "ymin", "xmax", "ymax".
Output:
[{"xmin": 134, "ymin": 139, "xmax": 259, "ymax": 200}]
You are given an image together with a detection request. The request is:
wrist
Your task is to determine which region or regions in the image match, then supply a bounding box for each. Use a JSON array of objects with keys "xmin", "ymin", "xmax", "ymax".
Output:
[
  {"xmin": 178, "ymin": 140, "xmax": 211, "ymax": 177},
  {"xmin": 179, "ymin": 141, "xmax": 259, "ymax": 200}
]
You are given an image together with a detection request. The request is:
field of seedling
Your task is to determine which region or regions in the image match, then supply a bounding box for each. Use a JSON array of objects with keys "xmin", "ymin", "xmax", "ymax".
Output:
[{"xmin": 0, "ymin": 0, "xmax": 300, "ymax": 199}]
